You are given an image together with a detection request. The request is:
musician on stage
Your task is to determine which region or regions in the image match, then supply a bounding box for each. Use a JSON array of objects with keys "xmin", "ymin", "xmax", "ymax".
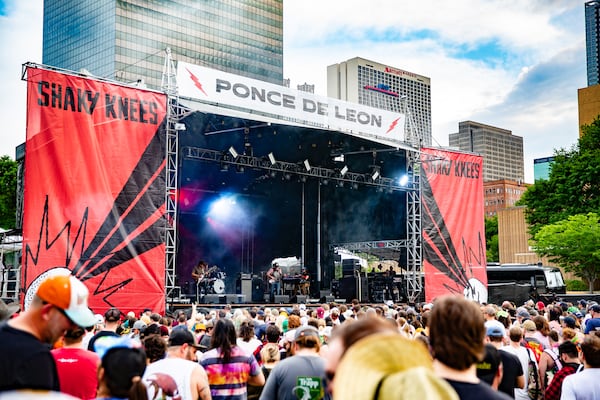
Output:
[
  {"xmin": 191, "ymin": 260, "xmax": 209, "ymax": 302},
  {"xmin": 266, "ymin": 262, "xmax": 282, "ymax": 302},
  {"xmin": 299, "ymin": 268, "xmax": 310, "ymax": 295}
]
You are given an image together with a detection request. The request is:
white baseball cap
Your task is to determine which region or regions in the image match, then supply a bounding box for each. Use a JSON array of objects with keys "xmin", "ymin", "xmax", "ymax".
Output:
[{"xmin": 36, "ymin": 274, "xmax": 97, "ymax": 327}]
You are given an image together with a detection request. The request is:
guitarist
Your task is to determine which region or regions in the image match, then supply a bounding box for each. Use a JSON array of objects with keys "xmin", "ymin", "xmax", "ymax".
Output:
[
  {"xmin": 192, "ymin": 260, "xmax": 209, "ymax": 302},
  {"xmin": 266, "ymin": 262, "xmax": 282, "ymax": 302}
]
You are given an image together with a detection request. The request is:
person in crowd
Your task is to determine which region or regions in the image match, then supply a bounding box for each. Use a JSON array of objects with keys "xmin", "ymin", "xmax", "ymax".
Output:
[
  {"xmin": 248, "ymin": 343, "xmax": 281, "ymax": 400},
  {"xmin": 538, "ymin": 329, "xmax": 561, "ymax": 388},
  {"xmin": 143, "ymin": 329, "xmax": 211, "ymax": 400},
  {"xmin": 502, "ymin": 325, "xmax": 532, "ymax": 400},
  {"xmin": 94, "ymin": 336, "xmax": 148, "ymax": 400},
  {"xmin": 486, "ymin": 325, "xmax": 524, "ymax": 397},
  {"xmin": 321, "ymin": 315, "xmax": 397, "ymax": 394},
  {"xmin": 334, "ymin": 331, "xmax": 458, "ymax": 399},
  {"xmin": 0, "ymin": 274, "xmax": 96, "ymax": 391},
  {"xmin": 560, "ymin": 333, "xmax": 600, "ymax": 399},
  {"xmin": 200, "ymin": 318, "xmax": 264, "ymax": 400},
  {"xmin": 259, "ymin": 326, "xmax": 328, "ymax": 400},
  {"xmin": 142, "ymin": 334, "xmax": 167, "ymax": 364},
  {"xmin": 532, "ymin": 315, "xmax": 551, "ymax": 349},
  {"xmin": 584, "ymin": 304, "xmax": 600, "ymax": 334},
  {"xmin": 144, "ymin": 313, "xmax": 162, "ymax": 336},
  {"xmin": 130, "ymin": 320, "xmax": 147, "ymax": 343},
  {"xmin": 544, "ymin": 341, "xmax": 581, "ymax": 400},
  {"xmin": 476, "ymin": 344, "xmax": 504, "ymax": 390},
  {"xmin": 88, "ymin": 307, "xmax": 122, "ymax": 352},
  {"xmin": 254, "ymin": 323, "xmax": 284, "ymax": 364},
  {"xmin": 429, "ymin": 295, "xmax": 512, "ymax": 399},
  {"xmin": 52, "ymin": 326, "xmax": 100, "ymax": 399},
  {"xmin": 237, "ymin": 318, "xmax": 262, "ymax": 356}
]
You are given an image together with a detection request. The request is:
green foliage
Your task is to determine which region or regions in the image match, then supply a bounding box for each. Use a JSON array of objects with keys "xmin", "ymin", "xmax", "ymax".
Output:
[
  {"xmin": 0, "ymin": 156, "xmax": 17, "ymax": 229},
  {"xmin": 485, "ymin": 216, "xmax": 499, "ymax": 262},
  {"xmin": 533, "ymin": 213, "xmax": 600, "ymax": 293},
  {"xmin": 517, "ymin": 118, "xmax": 600, "ymax": 236},
  {"xmin": 565, "ymin": 279, "xmax": 588, "ymax": 292}
]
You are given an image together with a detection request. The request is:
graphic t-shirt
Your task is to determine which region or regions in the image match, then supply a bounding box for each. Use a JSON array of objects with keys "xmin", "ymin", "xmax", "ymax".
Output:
[{"xmin": 200, "ymin": 346, "xmax": 262, "ymax": 400}]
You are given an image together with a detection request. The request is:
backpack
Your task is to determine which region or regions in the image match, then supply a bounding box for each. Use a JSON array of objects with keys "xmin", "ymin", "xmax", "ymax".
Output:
[
  {"xmin": 543, "ymin": 347, "xmax": 562, "ymax": 385},
  {"xmin": 524, "ymin": 339, "xmax": 543, "ymax": 363},
  {"xmin": 526, "ymin": 348, "xmax": 543, "ymax": 400}
]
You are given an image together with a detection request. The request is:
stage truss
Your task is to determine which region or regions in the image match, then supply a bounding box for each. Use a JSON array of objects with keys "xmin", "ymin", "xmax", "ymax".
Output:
[{"xmin": 161, "ymin": 49, "xmax": 423, "ymax": 304}]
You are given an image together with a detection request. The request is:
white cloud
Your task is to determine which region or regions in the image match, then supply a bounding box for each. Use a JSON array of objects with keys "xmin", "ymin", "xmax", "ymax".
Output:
[
  {"xmin": 0, "ymin": 0, "xmax": 588, "ymax": 184},
  {"xmin": 0, "ymin": 0, "xmax": 43, "ymax": 158},
  {"xmin": 283, "ymin": 0, "xmax": 586, "ymax": 182}
]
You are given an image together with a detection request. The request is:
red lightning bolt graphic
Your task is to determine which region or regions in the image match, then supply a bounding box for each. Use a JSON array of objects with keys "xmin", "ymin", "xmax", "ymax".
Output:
[
  {"xmin": 386, "ymin": 117, "xmax": 401, "ymax": 134},
  {"xmin": 186, "ymin": 68, "xmax": 208, "ymax": 96}
]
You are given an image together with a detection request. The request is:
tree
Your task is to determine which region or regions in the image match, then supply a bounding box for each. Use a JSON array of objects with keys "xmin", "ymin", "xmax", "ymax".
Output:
[
  {"xmin": 0, "ymin": 156, "xmax": 18, "ymax": 230},
  {"xmin": 485, "ymin": 216, "xmax": 499, "ymax": 262},
  {"xmin": 533, "ymin": 213, "xmax": 600, "ymax": 293},
  {"xmin": 517, "ymin": 118, "xmax": 600, "ymax": 236}
]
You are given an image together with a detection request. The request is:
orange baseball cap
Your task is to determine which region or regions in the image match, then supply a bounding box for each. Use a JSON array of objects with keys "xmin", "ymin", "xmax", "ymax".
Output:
[{"xmin": 36, "ymin": 274, "xmax": 97, "ymax": 327}]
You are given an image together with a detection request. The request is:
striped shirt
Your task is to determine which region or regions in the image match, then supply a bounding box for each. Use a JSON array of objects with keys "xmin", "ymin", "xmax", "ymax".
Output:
[{"xmin": 200, "ymin": 346, "xmax": 261, "ymax": 400}]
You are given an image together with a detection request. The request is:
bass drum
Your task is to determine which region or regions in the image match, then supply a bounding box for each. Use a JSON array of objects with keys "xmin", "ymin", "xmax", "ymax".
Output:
[{"xmin": 212, "ymin": 279, "xmax": 225, "ymax": 294}]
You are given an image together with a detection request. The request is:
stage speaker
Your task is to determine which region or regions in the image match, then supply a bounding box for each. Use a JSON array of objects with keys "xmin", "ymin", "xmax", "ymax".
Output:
[
  {"xmin": 203, "ymin": 294, "xmax": 220, "ymax": 304},
  {"xmin": 339, "ymin": 276, "xmax": 369, "ymax": 303},
  {"xmin": 292, "ymin": 295, "xmax": 308, "ymax": 304},
  {"xmin": 241, "ymin": 277, "xmax": 252, "ymax": 299},
  {"xmin": 226, "ymin": 294, "xmax": 245, "ymax": 304},
  {"xmin": 319, "ymin": 295, "xmax": 335, "ymax": 303},
  {"xmin": 342, "ymin": 259, "xmax": 361, "ymax": 277},
  {"xmin": 274, "ymin": 295, "xmax": 289, "ymax": 303},
  {"xmin": 252, "ymin": 277, "xmax": 266, "ymax": 303}
]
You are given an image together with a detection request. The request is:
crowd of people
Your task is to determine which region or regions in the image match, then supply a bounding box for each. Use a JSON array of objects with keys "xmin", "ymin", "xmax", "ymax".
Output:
[{"xmin": 1, "ymin": 273, "xmax": 600, "ymax": 399}]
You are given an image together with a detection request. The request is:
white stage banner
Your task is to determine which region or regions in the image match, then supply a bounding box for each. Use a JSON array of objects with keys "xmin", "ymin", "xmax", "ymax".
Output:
[{"xmin": 177, "ymin": 62, "xmax": 407, "ymax": 143}]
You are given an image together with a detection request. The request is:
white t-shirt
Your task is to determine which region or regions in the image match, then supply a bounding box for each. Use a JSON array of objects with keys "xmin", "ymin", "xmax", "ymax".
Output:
[{"xmin": 501, "ymin": 345, "xmax": 530, "ymax": 400}]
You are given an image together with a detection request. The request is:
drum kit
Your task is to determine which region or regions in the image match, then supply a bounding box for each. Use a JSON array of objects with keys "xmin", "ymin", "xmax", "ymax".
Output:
[{"xmin": 199, "ymin": 268, "xmax": 226, "ymax": 295}]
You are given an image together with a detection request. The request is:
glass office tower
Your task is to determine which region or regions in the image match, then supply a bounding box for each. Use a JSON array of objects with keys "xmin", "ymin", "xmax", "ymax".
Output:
[
  {"xmin": 586, "ymin": 0, "xmax": 600, "ymax": 86},
  {"xmin": 43, "ymin": 0, "xmax": 283, "ymax": 88}
]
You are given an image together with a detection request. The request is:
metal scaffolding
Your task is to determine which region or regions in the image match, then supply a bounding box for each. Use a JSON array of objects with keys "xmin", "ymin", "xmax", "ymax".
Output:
[{"xmin": 162, "ymin": 48, "xmax": 187, "ymax": 302}]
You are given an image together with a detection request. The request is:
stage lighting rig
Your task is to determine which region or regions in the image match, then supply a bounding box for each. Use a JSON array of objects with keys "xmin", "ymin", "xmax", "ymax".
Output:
[
  {"xmin": 228, "ymin": 146, "xmax": 239, "ymax": 159},
  {"xmin": 303, "ymin": 159, "xmax": 311, "ymax": 172}
]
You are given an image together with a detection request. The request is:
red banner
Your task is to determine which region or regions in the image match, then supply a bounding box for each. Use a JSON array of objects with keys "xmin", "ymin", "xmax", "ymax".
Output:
[
  {"xmin": 421, "ymin": 147, "xmax": 487, "ymax": 302},
  {"xmin": 22, "ymin": 66, "xmax": 167, "ymax": 315}
]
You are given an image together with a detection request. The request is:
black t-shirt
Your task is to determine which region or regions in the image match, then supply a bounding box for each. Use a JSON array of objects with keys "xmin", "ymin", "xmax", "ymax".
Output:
[
  {"xmin": 446, "ymin": 378, "xmax": 514, "ymax": 400},
  {"xmin": 0, "ymin": 322, "xmax": 60, "ymax": 391},
  {"xmin": 87, "ymin": 330, "xmax": 120, "ymax": 352},
  {"xmin": 498, "ymin": 349, "xmax": 524, "ymax": 397}
]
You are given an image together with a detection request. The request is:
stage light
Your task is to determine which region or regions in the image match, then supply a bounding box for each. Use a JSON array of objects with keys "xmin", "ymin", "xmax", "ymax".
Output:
[
  {"xmin": 220, "ymin": 162, "xmax": 229, "ymax": 172},
  {"xmin": 303, "ymin": 159, "xmax": 311, "ymax": 172},
  {"xmin": 371, "ymin": 170, "xmax": 380, "ymax": 181},
  {"xmin": 228, "ymin": 146, "xmax": 239, "ymax": 159},
  {"xmin": 333, "ymin": 154, "xmax": 345, "ymax": 162},
  {"xmin": 340, "ymin": 165, "xmax": 348, "ymax": 176},
  {"xmin": 268, "ymin": 152, "xmax": 276, "ymax": 165},
  {"xmin": 399, "ymin": 174, "xmax": 409, "ymax": 186},
  {"xmin": 174, "ymin": 123, "xmax": 186, "ymax": 131}
]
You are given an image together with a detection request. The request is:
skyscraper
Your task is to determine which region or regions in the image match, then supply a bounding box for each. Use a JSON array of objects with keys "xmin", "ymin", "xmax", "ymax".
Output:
[
  {"xmin": 327, "ymin": 57, "xmax": 432, "ymax": 146},
  {"xmin": 448, "ymin": 121, "xmax": 524, "ymax": 183},
  {"xmin": 42, "ymin": 0, "xmax": 283, "ymax": 89},
  {"xmin": 586, "ymin": 0, "xmax": 600, "ymax": 86}
]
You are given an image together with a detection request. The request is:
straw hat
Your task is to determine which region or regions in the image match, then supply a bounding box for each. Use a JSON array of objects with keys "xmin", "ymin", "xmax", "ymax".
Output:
[{"xmin": 334, "ymin": 333, "xmax": 458, "ymax": 400}]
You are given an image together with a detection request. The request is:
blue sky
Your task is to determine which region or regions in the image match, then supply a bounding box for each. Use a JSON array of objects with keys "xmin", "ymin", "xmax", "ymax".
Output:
[{"xmin": 0, "ymin": 0, "xmax": 588, "ymax": 183}]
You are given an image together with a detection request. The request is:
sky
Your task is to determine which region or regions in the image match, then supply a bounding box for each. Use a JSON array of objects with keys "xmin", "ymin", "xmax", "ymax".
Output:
[{"xmin": 0, "ymin": 0, "xmax": 588, "ymax": 183}]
